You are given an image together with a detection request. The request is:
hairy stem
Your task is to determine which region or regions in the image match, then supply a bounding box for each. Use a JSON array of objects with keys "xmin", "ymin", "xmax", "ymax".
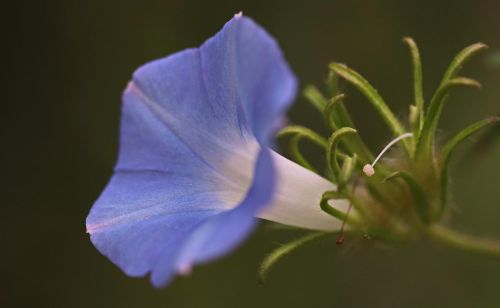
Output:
[{"xmin": 428, "ymin": 225, "xmax": 500, "ymax": 257}]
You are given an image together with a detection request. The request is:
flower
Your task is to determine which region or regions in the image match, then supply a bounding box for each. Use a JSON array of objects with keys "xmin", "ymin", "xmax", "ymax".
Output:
[{"xmin": 86, "ymin": 14, "xmax": 343, "ymax": 287}]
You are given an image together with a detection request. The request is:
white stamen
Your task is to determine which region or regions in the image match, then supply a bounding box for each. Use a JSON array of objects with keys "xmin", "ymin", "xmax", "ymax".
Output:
[
  {"xmin": 363, "ymin": 133, "xmax": 413, "ymax": 177},
  {"xmin": 234, "ymin": 11, "xmax": 243, "ymax": 19}
]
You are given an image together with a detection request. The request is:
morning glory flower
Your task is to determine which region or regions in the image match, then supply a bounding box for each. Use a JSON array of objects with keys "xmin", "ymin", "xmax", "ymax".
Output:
[{"xmin": 86, "ymin": 13, "xmax": 344, "ymax": 287}]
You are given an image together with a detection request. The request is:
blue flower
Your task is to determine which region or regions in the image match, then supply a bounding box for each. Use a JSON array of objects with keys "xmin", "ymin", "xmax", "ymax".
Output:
[{"xmin": 86, "ymin": 14, "xmax": 341, "ymax": 287}]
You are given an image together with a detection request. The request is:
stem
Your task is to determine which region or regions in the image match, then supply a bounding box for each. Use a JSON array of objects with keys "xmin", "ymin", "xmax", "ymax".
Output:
[{"xmin": 428, "ymin": 225, "xmax": 500, "ymax": 257}]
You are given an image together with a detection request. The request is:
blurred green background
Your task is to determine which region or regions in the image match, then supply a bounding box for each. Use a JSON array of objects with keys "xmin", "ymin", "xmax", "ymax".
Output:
[{"xmin": 3, "ymin": 1, "xmax": 500, "ymax": 307}]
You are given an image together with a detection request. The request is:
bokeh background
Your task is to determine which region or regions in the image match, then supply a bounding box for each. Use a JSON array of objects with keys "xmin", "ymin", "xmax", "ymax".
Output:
[{"xmin": 3, "ymin": 1, "xmax": 500, "ymax": 307}]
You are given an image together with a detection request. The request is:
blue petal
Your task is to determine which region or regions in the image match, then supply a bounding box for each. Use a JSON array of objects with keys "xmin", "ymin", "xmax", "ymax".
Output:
[
  {"xmin": 198, "ymin": 16, "xmax": 297, "ymax": 143},
  {"xmin": 88, "ymin": 174, "xmax": 219, "ymax": 278},
  {"xmin": 86, "ymin": 15, "xmax": 297, "ymax": 287},
  {"xmin": 87, "ymin": 93, "xmax": 226, "ymax": 277},
  {"xmin": 150, "ymin": 148, "xmax": 275, "ymax": 287}
]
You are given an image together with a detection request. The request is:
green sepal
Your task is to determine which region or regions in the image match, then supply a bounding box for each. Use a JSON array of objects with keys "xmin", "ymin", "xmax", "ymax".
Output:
[
  {"xmin": 323, "ymin": 72, "xmax": 355, "ymax": 128},
  {"xmin": 277, "ymin": 125, "xmax": 349, "ymax": 167},
  {"xmin": 288, "ymin": 135, "xmax": 315, "ymax": 172},
  {"xmin": 464, "ymin": 113, "xmax": 500, "ymax": 158},
  {"xmin": 306, "ymin": 76, "xmax": 356, "ymax": 134},
  {"xmin": 409, "ymin": 104, "xmax": 419, "ymax": 138},
  {"xmin": 441, "ymin": 43, "xmax": 488, "ymax": 83},
  {"xmin": 403, "ymin": 37, "xmax": 425, "ymax": 131},
  {"xmin": 303, "ymin": 85, "xmax": 329, "ymax": 113},
  {"xmin": 277, "ymin": 126, "xmax": 328, "ymax": 172},
  {"xmin": 416, "ymin": 42, "xmax": 487, "ymax": 160},
  {"xmin": 416, "ymin": 77, "xmax": 481, "ymax": 160},
  {"xmin": 324, "ymin": 93, "xmax": 374, "ymax": 163},
  {"xmin": 441, "ymin": 116, "xmax": 500, "ymax": 166},
  {"xmin": 326, "ymin": 69, "xmax": 340, "ymax": 97},
  {"xmin": 329, "ymin": 63, "xmax": 407, "ymax": 138},
  {"xmin": 306, "ymin": 71, "xmax": 374, "ymax": 163},
  {"xmin": 320, "ymin": 190, "xmax": 351, "ymax": 221},
  {"xmin": 257, "ymin": 232, "xmax": 332, "ymax": 284},
  {"xmin": 278, "ymin": 125, "xmax": 328, "ymax": 148},
  {"xmin": 438, "ymin": 116, "xmax": 500, "ymax": 217},
  {"xmin": 338, "ymin": 154, "xmax": 358, "ymax": 191},
  {"xmin": 326, "ymin": 127, "xmax": 357, "ymax": 180},
  {"xmin": 385, "ymin": 171, "xmax": 431, "ymax": 224},
  {"xmin": 323, "ymin": 93, "xmax": 346, "ymax": 131},
  {"xmin": 320, "ymin": 191, "xmax": 362, "ymax": 225}
]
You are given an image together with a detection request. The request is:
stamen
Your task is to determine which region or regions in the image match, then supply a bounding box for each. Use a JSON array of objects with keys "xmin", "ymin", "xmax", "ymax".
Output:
[{"xmin": 363, "ymin": 132, "xmax": 413, "ymax": 177}]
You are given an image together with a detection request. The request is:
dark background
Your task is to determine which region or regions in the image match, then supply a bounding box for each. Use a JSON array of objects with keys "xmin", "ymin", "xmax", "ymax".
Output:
[{"xmin": 3, "ymin": 1, "xmax": 500, "ymax": 307}]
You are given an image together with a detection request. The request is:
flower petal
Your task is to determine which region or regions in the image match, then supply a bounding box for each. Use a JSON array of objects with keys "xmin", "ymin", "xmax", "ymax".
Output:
[
  {"xmin": 87, "ymin": 15, "xmax": 299, "ymax": 287},
  {"xmin": 151, "ymin": 149, "xmax": 275, "ymax": 287},
  {"xmin": 87, "ymin": 171, "xmax": 221, "ymax": 277},
  {"xmin": 198, "ymin": 14, "xmax": 297, "ymax": 143},
  {"xmin": 86, "ymin": 91, "xmax": 230, "ymax": 277}
]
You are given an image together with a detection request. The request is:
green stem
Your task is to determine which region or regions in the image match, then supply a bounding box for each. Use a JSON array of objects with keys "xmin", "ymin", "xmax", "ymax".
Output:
[{"xmin": 428, "ymin": 225, "xmax": 500, "ymax": 257}]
